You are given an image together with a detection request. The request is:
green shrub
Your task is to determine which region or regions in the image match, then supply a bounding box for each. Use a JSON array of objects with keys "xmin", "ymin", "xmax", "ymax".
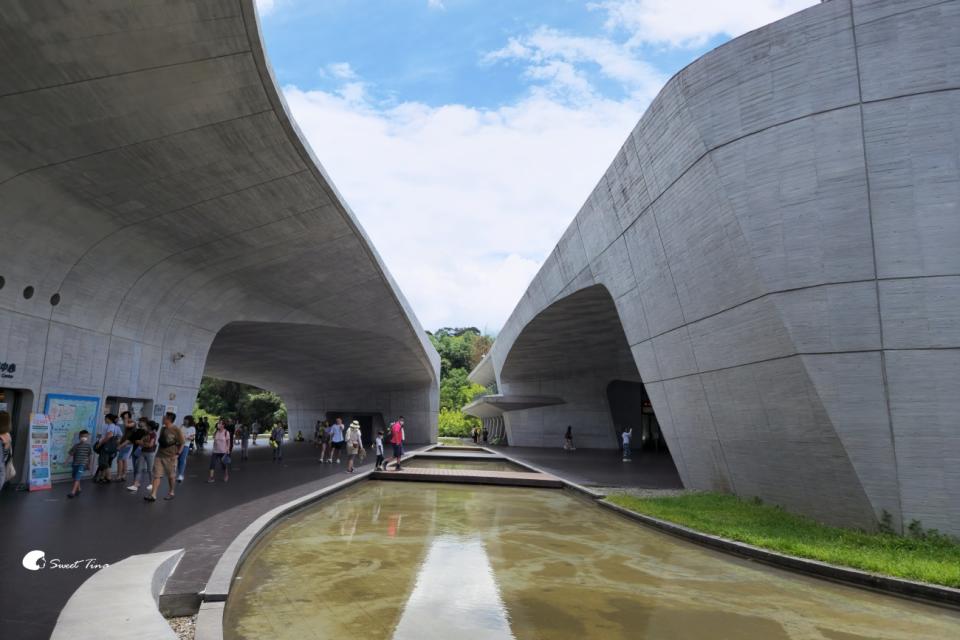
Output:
[{"xmin": 437, "ymin": 407, "xmax": 478, "ymax": 437}]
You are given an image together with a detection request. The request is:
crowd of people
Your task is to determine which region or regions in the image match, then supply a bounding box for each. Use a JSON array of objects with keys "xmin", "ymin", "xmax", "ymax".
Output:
[
  {"xmin": 314, "ymin": 416, "xmax": 406, "ymax": 472},
  {"xmin": 55, "ymin": 411, "xmax": 409, "ymax": 500}
]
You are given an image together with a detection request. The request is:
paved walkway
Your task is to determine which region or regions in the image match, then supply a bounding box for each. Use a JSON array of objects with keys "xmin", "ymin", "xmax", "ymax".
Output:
[
  {"xmin": 1, "ymin": 441, "xmax": 682, "ymax": 640},
  {"xmin": 491, "ymin": 445, "xmax": 683, "ymax": 489},
  {"xmin": 0, "ymin": 440, "xmax": 406, "ymax": 640}
]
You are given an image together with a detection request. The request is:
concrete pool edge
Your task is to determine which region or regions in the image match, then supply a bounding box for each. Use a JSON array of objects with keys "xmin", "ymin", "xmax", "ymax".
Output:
[
  {"xmin": 198, "ymin": 450, "xmax": 958, "ymax": 640},
  {"xmin": 598, "ymin": 500, "xmax": 960, "ymax": 611}
]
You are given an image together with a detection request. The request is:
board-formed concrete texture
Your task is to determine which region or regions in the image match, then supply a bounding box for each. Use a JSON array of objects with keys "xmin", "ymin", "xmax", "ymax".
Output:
[
  {"xmin": 470, "ymin": 0, "xmax": 960, "ymax": 534},
  {"xmin": 0, "ymin": 1, "xmax": 440, "ymax": 452}
]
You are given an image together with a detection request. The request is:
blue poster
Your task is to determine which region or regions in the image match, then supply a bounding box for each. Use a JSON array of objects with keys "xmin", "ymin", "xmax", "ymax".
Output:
[{"xmin": 44, "ymin": 394, "xmax": 101, "ymax": 478}]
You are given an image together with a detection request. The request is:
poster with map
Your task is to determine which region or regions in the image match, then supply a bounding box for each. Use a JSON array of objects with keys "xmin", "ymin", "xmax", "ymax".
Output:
[{"xmin": 45, "ymin": 394, "xmax": 101, "ymax": 479}]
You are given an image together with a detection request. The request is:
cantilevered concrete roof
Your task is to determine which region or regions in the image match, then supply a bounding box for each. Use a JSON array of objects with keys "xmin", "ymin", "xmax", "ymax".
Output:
[{"xmin": 0, "ymin": 1, "xmax": 439, "ymax": 435}]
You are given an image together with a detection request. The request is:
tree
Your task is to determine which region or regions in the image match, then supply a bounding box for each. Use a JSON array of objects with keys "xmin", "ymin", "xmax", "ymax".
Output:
[
  {"xmin": 195, "ymin": 376, "xmax": 286, "ymax": 430},
  {"xmin": 429, "ymin": 327, "xmax": 496, "ymax": 435}
]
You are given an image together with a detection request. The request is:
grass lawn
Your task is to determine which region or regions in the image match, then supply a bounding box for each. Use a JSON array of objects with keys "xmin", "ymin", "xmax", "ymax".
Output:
[{"xmin": 606, "ymin": 492, "xmax": 960, "ymax": 588}]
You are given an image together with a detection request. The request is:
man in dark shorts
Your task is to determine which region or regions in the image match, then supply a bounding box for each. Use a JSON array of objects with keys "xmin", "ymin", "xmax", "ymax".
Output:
[{"xmin": 389, "ymin": 416, "xmax": 405, "ymax": 471}]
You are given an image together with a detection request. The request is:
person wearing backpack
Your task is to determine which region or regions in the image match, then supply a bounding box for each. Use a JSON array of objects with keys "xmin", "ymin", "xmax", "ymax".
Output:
[
  {"xmin": 145, "ymin": 412, "xmax": 184, "ymax": 502},
  {"xmin": 389, "ymin": 417, "xmax": 405, "ymax": 471},
  {"xmin": 94, "ymin": 414, "xmax": 122, "ymax": 483}
]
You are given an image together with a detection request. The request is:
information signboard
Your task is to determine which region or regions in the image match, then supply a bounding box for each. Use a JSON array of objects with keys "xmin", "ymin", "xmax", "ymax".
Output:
[
  {"xmin": 28, "ymin": 413, "xmax": 52, "ymax": 491},
  {"xmin": 44, "ymin": 394, "xmax": 101, "ymax": 479}
]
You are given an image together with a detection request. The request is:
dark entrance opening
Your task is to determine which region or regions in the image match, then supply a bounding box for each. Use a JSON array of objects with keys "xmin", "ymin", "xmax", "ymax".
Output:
[
  {"xmin": 326, "ymin": 411, "xmax": 385, "ymax": 448},
  {"xmin": 0, "ymin": 387, "xmax": 34, "ymax": 491},
  {"xmin": 606, "ymin": 380, "xmax": 669, "ymax": 454}
]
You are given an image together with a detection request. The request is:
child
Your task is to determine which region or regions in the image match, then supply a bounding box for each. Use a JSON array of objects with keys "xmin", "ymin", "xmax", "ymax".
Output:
[
  {"xmin": 67, "ymin": 430, "xmax": 93, "ymax": 498},
  {"xmin": 374, "ymin": 430, "xmax": 385, "ymax": 470}
]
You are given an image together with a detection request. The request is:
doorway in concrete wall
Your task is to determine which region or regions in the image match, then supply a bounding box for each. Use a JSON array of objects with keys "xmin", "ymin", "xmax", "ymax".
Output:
[
  {"xmin": 606, "ymin": 380, "xmax": 670, "ymax": 455},
  {"xmin": 326, "ymin": 411, "xmax": 384, "ymax": 449},
  {"xmin": 0, "ymin": 387, "xmax": 34, "ymax": 491}
]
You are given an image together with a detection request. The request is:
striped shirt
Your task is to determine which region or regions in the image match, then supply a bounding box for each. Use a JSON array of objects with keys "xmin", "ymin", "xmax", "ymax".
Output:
[{"xmin": 70, "ymin": 441, "xmax": 93, "ymax": 467}]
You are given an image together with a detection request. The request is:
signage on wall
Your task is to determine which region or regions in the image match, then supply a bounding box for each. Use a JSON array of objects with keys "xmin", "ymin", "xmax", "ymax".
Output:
[
  {"xmin": 0, "ymin": 361, "xmax": 16, "ymax": 379},
  {"xmin": 44, "ymin": 394, "xmax": 101, "ymax": 478},
  {"xmin": 28, "ymin": 414, "xmax": 52, "ymax": 491}
]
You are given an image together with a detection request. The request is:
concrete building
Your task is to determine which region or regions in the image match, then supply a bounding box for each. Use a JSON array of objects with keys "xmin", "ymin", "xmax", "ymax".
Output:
[
  {"xmin": 467, "ymin": 0, "xmax": 960, "ymax": 535},
  {"xmin": 0, "ymin": 0, "xmax": 440, "ymax": 483}
]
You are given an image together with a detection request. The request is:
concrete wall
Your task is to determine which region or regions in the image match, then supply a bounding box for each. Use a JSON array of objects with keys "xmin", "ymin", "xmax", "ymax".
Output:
[
  {"xmin": 484, "ymin": 0, "xmax": 960, "ymax": 534},
  {"xmin": 0, "ymin": 0, "xmax": 440, "ymax": 478}
]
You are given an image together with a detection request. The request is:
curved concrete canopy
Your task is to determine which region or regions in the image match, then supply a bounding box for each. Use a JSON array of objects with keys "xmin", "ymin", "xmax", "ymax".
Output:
[
  {"xmin": 478, "ymin": 0, "xmax": 960, "ymax": 534},
  {"xmin": 0, "ymin": 1, "xmax": 439, "ymax": 445}
]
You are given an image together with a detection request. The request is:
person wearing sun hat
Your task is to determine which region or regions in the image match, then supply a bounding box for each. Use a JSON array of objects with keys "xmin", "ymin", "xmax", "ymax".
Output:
[{"xmin": 345, "ymin": 420, "xmax": 364, "ymax": 473}]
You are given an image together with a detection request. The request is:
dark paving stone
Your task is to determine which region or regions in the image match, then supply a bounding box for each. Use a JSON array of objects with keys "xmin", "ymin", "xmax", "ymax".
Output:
[
  {"xmin": 0, "ymin": 440, "xmax": 401, "ymax": 640},
  {"xmin": 493, "ymin": 446, "xmax": 683, "ymax": 489}
]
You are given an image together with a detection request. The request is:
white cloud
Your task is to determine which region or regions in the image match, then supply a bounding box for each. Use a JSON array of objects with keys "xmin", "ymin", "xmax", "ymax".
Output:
[
  {"xmin": 283, "ymin": 84, "xmax": 645, "ymax": 330},
  {"xmin": 255, "ymin": 0, "xmax": 281, "ymax": 16},
  {"xmin": 486, "ymin": 27, "xmax": 664, "ymax": 103},
  {"xmin": 592, "ymin": 0, "xmax": 817, "ymax": 48},
  {"xmin": 325, "ymin": 62, "xmax": 358, "ymax": 80},
  {"xmin": 276, "ymin": 0, "xmax": 817, "ymax": 330},
  {"xmin": 427, "ymin": 0, "xmax": 446, "ymax": 9}
]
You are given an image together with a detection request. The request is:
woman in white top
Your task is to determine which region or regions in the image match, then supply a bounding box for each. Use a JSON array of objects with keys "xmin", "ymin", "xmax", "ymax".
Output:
[
  {"xmin": 177, "ymin": 415, "xmax": 197, "ymax": 483},
  {"xmin": 345, "ymin": 420, "xmax": 363, "ymax": 473}
]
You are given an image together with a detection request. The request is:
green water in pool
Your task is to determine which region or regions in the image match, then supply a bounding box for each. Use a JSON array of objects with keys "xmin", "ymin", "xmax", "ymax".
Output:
[
  {"xmin": 223, "ymin": 482, "xmax": 960, "ymax": 640},
  {"xmin": 402, "ymin": 457, "xmax": 526, "ymax": 472}
]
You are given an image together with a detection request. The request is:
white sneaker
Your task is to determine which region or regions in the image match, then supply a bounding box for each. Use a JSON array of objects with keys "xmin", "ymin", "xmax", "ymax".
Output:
[
  {"xmin": 146, "ymin": 484, "xmax": 153, "ymax": 491},
  {"xmin": 126, "ymin": 485, "xmax": 138, "ymax": 491}
]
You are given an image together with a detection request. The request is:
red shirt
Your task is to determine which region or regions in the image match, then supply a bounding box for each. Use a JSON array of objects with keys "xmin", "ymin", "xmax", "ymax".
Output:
[{"xmin": 390, "ymin": 422, "xmax": 403, "ymax": 445}]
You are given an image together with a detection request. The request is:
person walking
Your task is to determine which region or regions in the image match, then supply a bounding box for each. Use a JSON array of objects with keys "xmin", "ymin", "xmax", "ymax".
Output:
[
  {"xmin": 177, "ymin": 415, "xmax": 196, "ymax": 483},
  {"xmin": 373, "ymin": 430, "xmax": 385, "ymax": 470},
  {"xmin": 94, "ymin": 414, "xmax": 122, "ymax": 483},
  {"xmin": 146, "ymin": 412, "xmax": 184, "ymax": 502},
  {"xmin": 195, "ymin": 417, "xmax": 208, "ymax": 451},
  {"xmin": 318, "ymin": 420, "xmax": 332, "ymax": 463},
  {"xmin": 66, "ymin": 429, "xmax": 94, "ymax": 498},
  {"xmin": 345, "ymin": 420, "xmax": 363, "ymax": 473},
  {"xmin": 0, "ymin": 411, "xmax": 13, "ymax": 491},
  {"xmin": 225, "ymin": 419, "xmax": 236, "ymax": 454},
  {"xmin": 115, "ymin": 411, "xmax": 136, "ymax": 483},
  {"xmin": 251, "ymin": 420, "xmax": 260, "ymax": 445},
  {"xmin": 208, "ymin": 420, "xmax": 231, "ymax": 483},
  {"xmin": 127, "ymin": 417, "xmax": 148, "ymax": 488},
  {"xmin": 621, "ymin": 427, "xmax": 633, "ymax": 462},
  {"xmin": 563, "ymin": 425, "xmax": 575, "ymax": 451},
  {"xmin": 389, "ymin": 417, "xmax": 405, "ymax": 471},
  {"xmin": 127, "ymin": 421, "xmax": 157, "ymax": 493},
  {"xmin": 328, "ymin": 417, "xmax": 345, "ymax": 463},
  {"xmin": 239, "ymin": 422, "xmax": 250, "ymax": 461},
  {"xmin": 270, "ymin": 422, "xmax": 284, "ymax": 462}
]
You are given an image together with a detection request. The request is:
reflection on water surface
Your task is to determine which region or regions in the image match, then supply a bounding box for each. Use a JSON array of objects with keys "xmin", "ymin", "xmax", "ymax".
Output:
[
  {"xmin": 224, "ymin": 482, "xmax": 960, "ymax": 640},
  {"xmin": 403, "ymin": 457, "xmax": 526, "ymax": 472}
]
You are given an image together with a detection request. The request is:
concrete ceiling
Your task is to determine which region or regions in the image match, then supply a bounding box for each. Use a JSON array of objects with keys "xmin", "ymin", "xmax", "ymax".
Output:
[
  {"xmin": 0, "ymin": 0, "xmax": 438, "ymax": 395},
  {"xmin": 500, "ymin": 285, "xmax": 640, "ymax": 382}
]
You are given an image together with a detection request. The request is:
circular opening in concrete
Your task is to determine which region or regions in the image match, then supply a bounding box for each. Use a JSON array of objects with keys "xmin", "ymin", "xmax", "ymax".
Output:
[
  {"xmin": 23, "ymin": 286, "xmax": 34, "ymax": 300},
  {"xmin": 50, "ymin": 293, "xmax": 61, "ymax": 306}
]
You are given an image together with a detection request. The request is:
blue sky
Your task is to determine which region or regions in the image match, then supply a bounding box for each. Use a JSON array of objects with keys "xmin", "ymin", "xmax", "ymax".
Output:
[
  {"xmin": 255, "ymin": 0, "xmax": 816, "ymax": 332},
  {"xmin": 261, "ymin": 1, "xmax": 723, "ymax": 110}
]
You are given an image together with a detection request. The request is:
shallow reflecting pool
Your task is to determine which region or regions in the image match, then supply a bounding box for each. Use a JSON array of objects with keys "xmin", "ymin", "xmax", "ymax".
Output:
[
  {"xmin": 403, "ymin": 457, "xmax": 527, "ymax": 472},
  {"xmin": 224, "ymin": 482, "xmax": 960, "ymax": 640}
]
